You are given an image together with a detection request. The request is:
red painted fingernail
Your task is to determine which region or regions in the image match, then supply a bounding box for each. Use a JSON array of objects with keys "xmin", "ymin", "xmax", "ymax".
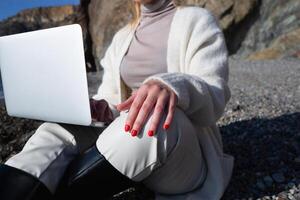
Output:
[
  {"xmin": 148, "ymin": 130, "xmax": 154, "ymax": 137},
  {"xmin": 163, "ymin": 124, "xmax": 170, "ymax": 130},
  {"xmin": 131, "ymin": 129, "xmax": 138, "ymax": 137},
  {"xmin": 124, "ymin": 124, "xmax": 130, "ymax": 132}
]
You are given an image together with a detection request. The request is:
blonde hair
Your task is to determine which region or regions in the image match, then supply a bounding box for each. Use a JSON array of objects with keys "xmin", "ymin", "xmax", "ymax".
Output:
[
  {"xmin": 129, "ymin": 0, "xmax": 180, "ymax": 28},
  {"xmin": 129, "ymin": 1, "xmax": 141, "ymax": 28}
]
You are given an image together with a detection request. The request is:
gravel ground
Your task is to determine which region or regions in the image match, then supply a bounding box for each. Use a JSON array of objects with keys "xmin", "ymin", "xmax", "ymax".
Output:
[
  {"xmin": 0, "ymin": 57, "xmax": 299, "ymax": 199},
  {"xmin": 220, "ymin": 57, "xmax": 300, "ymax": 200}
]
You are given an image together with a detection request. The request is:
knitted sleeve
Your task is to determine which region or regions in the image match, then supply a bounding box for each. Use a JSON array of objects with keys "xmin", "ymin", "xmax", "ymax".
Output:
[
  {"xmin": 142, "ymin": 8, "xmax": 231, "ymax": 126},
  {"xmin": 91, "ymin": 31, "xmax": 121, "ymax": 120}
]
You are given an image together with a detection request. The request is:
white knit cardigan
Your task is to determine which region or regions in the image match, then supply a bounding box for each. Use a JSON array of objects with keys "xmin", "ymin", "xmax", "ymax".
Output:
[{"xmin": 92, "ymin": 6, "xmax": 234, "ymax": 200}]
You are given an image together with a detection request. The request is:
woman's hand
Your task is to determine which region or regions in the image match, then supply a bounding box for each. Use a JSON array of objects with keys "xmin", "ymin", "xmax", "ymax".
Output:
[
  {"xmin": 116, "ymin": 81, "xmax": 178, "ymax": 137},
  {"xmin": 90, "ymin": 98, "xmax": 114, "ymax": 123}
]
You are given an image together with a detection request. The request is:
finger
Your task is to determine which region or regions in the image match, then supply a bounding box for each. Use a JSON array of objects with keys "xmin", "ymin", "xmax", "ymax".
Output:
[
  {"xmin": 131, "ymin": 90, "xmax": 138, "ymax": 96},
  {"xmin": 147, "ymin": 89, "xmax": 169, "ymax": 137},
  {"xmin": 129, "ymin": 84, "xmax": 162, "ymax": 136},
  {"xmin": 125, "ymin": 90, "xmax": 147, "ymax": 135},
  {"xmin": 131, "ymin": 94, "xmax": 157, "ymax": 137},
  {"xmin": 116, "ymin": 93, "xmax": 136, "ymax": 111},
  {"xmin": 118, "ymin": 98, "xmax": 134, "ymax": 111},
  {"xmin": 163, "ymin": 92, "xmax": 176, "ymax": 130}
]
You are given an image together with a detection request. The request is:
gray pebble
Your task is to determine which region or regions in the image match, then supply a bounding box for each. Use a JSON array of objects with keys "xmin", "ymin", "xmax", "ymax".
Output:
[
  {"xmin": 264, "ymin": 176, "xmax": 274, "ymax": 187},
  {"xmin": 272, "ymin": 173, "xmax": 286, "ymax": 183},
  {"xmin": 256, "ymin": 180, "xmax": 266, "ymax": 191}
]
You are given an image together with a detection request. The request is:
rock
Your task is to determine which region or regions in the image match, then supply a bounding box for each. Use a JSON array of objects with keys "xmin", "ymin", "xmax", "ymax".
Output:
[
  {"xmin": 84, "ymin": 0, "xmax": 259, "ymax": 69},
  {"xmin": 176, "ymin": 0, "xmax": 258, "ymax": 30},
  {"xmin": 0, "ymin": 98, "xmax": 4, "ymax": 107},
  {"xmin": 0, "ymin": 5, "xmax": 79, "ymax": 36},
  {"xmin": 87, "ymin": 0, "xmax": 131, "ymax": 70},
  {"xmin": 0, "ymin": 4, "xmax": 96, "ymax": 72},
  {"xmin": 256, "ymin": 180, "xmax": 266, "ymax": 191},
  {"xmin": 294, "ymin": 156, "xmax": 300, "ymax": 163},
  {"xmin": 2, "ymin": 0, "xmax": 299, "ymax": 72},
  {"xmin": 247, "ymin": 28, "xmax": 300, "ymax": 60},
  {"xmin": 263, "ymin": 176, "xmax": 274, "ymax": 187},
  {"xmin": 237, "ymin": 0, "xmax": 300, "ymax": 60},
  {"xmin": 87, "ymin": 71, "xmax": 102, "ymax": 97},
  {"xmin": 272, "ymin": 173, "xmax": 286, "ymax": 184},
  {"xmin": 287, "ymin": 182, "xmax": 296, "ymax": 189},
  {"xmin": 278, "ymin": 192, "xmax": 289, "ymax": 199}
]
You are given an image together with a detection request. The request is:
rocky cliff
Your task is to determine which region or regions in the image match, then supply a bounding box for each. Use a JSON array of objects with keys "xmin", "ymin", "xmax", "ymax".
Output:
[
  {"xmin": 0, "ymin": 6, "xmax": 77, "ymax": 35},
  {"xmin": 0, "ymin": 0, "xmax": 299, "ymax": 72},
  {"xmin": 83, "ymin": 0, "xmax": 300, "ymax": 67},
  {"xmin": 82, "ymin": 0, "xmax": 261, "ymax": 69},
  {"xmin": 236, "ymin": 0, "xmax": 300, "ymax": 60},
  {"xmin": 0, "ymin": 5, "xmax": 96, "ymax": 71},
  {"xmin": 87, "ymin": 0, "xmax": 132, "ymax": 70}
]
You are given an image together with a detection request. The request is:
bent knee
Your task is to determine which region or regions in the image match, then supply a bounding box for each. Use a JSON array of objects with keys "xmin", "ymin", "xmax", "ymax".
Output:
[
  {"xmin": 144, "ymin": 107, "xmax": 193, "ymax": 158},
  {"xmin": 31, "ymin": 122, "xmax": 77, "ymax": 147},
  {"xmin": 95, "ymin": 107, "xmax": 190, "ymax": 181},
  {"xmin": 98, "ymin": 107, "xmax": 182, "ymax": 155}
]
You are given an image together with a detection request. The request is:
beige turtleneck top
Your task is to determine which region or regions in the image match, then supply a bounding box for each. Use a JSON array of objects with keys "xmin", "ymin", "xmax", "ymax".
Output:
[{"xmin": 120, "ymin": 0, "xmax": 176, "ymax": 93}]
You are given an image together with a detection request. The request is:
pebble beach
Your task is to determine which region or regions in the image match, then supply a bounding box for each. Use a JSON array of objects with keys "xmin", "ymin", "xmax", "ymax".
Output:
[{"xmin": 0, "ymin": 58, "xmax": 299, "ymax": 199}]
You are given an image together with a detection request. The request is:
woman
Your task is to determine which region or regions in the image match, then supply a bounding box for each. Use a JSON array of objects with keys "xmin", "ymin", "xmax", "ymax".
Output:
[{"xmin": 0, "ymin": 0, "xmax": 234, "ymax": 199}]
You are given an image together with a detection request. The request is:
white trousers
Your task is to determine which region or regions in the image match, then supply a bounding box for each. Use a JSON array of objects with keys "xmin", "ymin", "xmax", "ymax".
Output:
[{"xmin": 5, "ymin": 107, "xmax": 207, "ymax": 196}]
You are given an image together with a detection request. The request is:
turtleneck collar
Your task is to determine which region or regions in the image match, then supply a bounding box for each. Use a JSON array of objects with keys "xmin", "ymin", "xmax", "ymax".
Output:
[{"xmin": 141, "ymin": 0, "xmax": 175, "ymax": 17}]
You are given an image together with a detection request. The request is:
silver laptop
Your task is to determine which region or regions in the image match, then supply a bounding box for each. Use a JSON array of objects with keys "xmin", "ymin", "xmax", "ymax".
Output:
[{"xmin": 0, "ymin": 24, "xmax": 106, "ymax": 127}]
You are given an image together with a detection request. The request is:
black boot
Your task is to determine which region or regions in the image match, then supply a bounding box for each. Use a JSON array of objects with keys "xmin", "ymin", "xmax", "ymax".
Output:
[
  {"xmin": 55, "ymin": 145, "xmax": 139, "ymax": 199},
  {"xmin": 0, "ymin": 164, "xmax": 53, "ymax": 200}
]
